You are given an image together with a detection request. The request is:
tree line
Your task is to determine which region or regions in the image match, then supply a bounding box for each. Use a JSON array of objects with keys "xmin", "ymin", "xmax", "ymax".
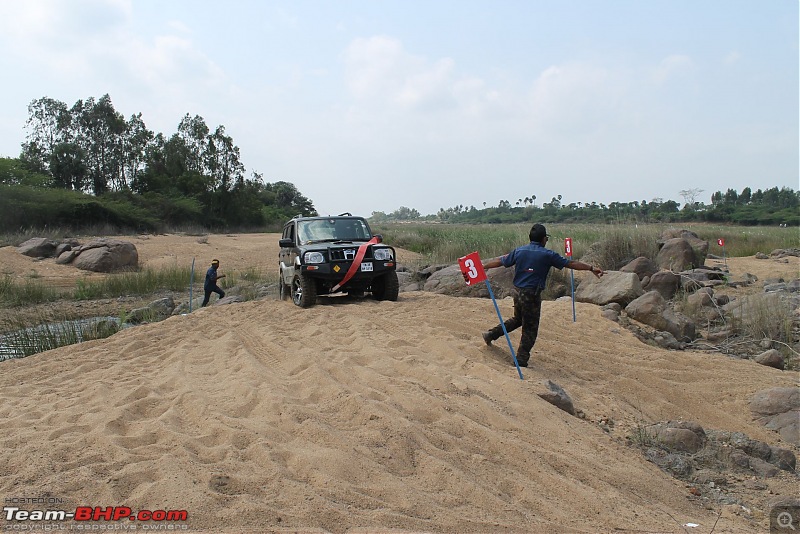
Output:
[
  {"xmin": 1, "ymin": 94, "xmax": 317, "ymax": 232},
  {"xmin": 371, "ymin": 186, "xmax": 799, "ymax": 226}
]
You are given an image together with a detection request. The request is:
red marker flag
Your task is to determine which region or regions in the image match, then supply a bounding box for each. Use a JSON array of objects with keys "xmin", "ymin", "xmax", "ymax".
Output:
[
  {"xmin": 564, "ymin": 237, "xmax": 573, "ymax": 257},
  {"xmin": 717, "ymin": 238, "xmax": 725, "ymax": 247},
  {"xmin": 458, "ymin": 251, "xmax": 487, "ymax": 286}
]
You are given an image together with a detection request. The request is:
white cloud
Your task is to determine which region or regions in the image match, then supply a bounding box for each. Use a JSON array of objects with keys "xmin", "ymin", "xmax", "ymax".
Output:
[
  {"xmin": 0, "ymin": 0, "xmax": 228, "ymax": 130},
  {"xmin": 724, "ymin": 51, "xmax": 741, "ymax": 65},
  {"xmin": 651, "ymin": 54, "xmax": 694, "ymax": 84},
  {"xmin": 526, "ymin": 62, "xmax": 625, "ymax": 137},
  {"xmin": 344, "ymin": 36, "xmax": 478, "ymax": 113}
]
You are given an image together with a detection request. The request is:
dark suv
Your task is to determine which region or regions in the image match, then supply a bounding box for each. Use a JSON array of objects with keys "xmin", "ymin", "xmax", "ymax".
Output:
[{"xmin": 278, "ymin": 213, "xmax": 399, "ymax": 307}]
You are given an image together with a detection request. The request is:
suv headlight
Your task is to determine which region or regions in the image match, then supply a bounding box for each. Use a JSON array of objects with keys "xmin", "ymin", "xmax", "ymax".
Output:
[
  {"xmin": 304, "ymin": 251, "xmax": 325, "ymax": 264},
  {"xmin": 373, "ymin": 248, "xmax": 393, "ymax": 261}
]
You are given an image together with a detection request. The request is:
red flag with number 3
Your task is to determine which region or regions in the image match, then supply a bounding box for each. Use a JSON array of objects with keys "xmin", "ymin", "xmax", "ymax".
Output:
[
  {"xmin": 717, "ymin": 238, "xmax": 724, "ymax": 247},
  {"xmin": 564, "ymin": 237, "xmax": 573, "ymax": 257},
  {"xmin": 458, "ymin": 251, "xmax": 487, "ymax": 286}
]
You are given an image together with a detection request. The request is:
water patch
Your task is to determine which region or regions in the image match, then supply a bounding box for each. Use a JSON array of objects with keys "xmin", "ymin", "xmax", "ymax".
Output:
[{"xmin": 0, "ymin": 316, "xmax": 122, "ymax": 361}]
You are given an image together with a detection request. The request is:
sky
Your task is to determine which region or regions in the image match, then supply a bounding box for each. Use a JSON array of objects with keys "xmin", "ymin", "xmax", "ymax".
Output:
[{"xmin": 0, "ymin": 0, "xmax": 797, "ymax": 217}]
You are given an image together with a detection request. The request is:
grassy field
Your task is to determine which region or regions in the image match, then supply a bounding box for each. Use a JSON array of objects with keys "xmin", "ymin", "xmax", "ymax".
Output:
[
  {"xmin": 374, "ymin": 222, "xmax": 797, "ymax": 265},
  {"xmin": 0, "ymin": 223, "xmax": 796, "ymax": 359}
]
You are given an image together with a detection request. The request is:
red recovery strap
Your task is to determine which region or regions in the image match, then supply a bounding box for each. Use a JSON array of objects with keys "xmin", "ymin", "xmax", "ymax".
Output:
[{"xmin": 331, "ymin": 237, "xmax": 379, "ymax": 292}]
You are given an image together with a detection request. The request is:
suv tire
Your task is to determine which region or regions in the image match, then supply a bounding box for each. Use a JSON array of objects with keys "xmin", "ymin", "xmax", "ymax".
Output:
[
  {"xmin": 372, "ymin": 271, "xmax": 400, "ymax": 301},
  {"xmin": 292, "ymin": 272, "xmax": 317, "ymax": 308}
]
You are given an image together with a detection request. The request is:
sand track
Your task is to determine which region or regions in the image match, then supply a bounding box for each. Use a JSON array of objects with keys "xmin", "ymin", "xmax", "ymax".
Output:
[{"xmin": 0, "ymin": 234, "xmax": 797, "ymax": 532}]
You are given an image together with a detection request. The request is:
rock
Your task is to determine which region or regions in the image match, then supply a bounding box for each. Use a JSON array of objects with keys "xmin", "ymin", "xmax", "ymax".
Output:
[
  {"xmin": 749, "ymin": 457, "xmax": 779, "ymax": 478},
  {"xmin": 649, "ymin": 421, "xmax": 706, "ymax": 454},
  {"xmin": 656, "ymin": 238, "xmax": 699, "ymax": 272},
  {"xmin": 17, "ymin": 237, "xmax": 58, "ymax": 258},
  {"xmin": 769, "ymin": 446, "xmax": 797, "ymax": 471},
  {"xmin": 729, "ymin": 450, "xmax": 750, "ymax": 469},
  {"xmin": 54, "ymin": 243, "xmax": 73, "ymax": 258},
  {"xmin": 680, "ymin": 268, "xmax": 729, "ymax": 291},
  {"xmin": 694, "ymin": 469, "xmax": 727, "ymax": 486},
  {"xmin": 210, "ymin": 295, "xmax": 244, "ymax": 306},
  {"xmin": 686, "ymin": 287, "xmax": 714, "ymax": 308},
  {"xmin": 535, "ymin": 380, "xmax": 575, "ymax": 416},
  {"xmin": 755, "ymin": 252, "xmax": 769, "ymax": 259},
  {"xmin": 764, "ymin": 282, "xmax": 788, "ymax": 293},
  {"xmin": 64, "ymin": 239, "xmax": 139, "ymax": 272},
  {"xmin": 126, "ymin": 307, "xmax": 155, "ymax": 324},
  {"xmin": 729, "ymin": 432, "xmax": 771, "ymax": 461},
  {"xmin": 620, "ymin": 257, "xmax": 658, "ymax": 281},
  {"xmin": 396, "ymin": 271, "xmax": 413, "ymax": 286},
  {"xmin": 400, "ymin": 281, "xmax": 423, "ymax": 292},
  {"xmin": 749, "ymin": 388, "xmax": 800, "ymax": 445},
  {"xmin": 704, "ymin": 329, "xmax": 734, "ymax": 343},
  {"xmin": 625, "ymin": 291, "xmax": 696, "ymax": 342},
  {"xmin": 771, "ymin": 248, "xmax": 800, "ymax": 258},
  {"xmin": 642, "ymin": 270, "xmax": 681, "ymax": 300},
  {"xmin": 645, "ymin": 449, "xmax": 694, "ymax": 478},
  {"xmin": 652, "ymin": 331, "xmax": 684, "ymax": 350},
  {"xmin": 423, "ymin": 264, "xmax": 516, "ymax": 300},
  {"xmin": 601, "ymin": 309, "xmax": 620, "ymax": 322},
  {"xmin": 148, "ymin": 297, "xmax": 176, "ymax": 317},
  {"xmin": 658, "ymin": 229, "xmax": 709, "ymax": 265},
  {"xmin": 575, "ymin": 271, "xmax": 644, "ymax": 306},
  {"xmin": 754, "ymin": 349, "xmax": 785, "ymax": 370}
]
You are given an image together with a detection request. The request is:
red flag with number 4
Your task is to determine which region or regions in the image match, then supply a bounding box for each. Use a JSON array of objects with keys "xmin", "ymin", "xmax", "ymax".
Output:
[
  {"xmin": 458, "ymin": 251, "xmax": 487, "ymax": 286},
  {"xmin": 717, "ymin": 238, "xmax": 724, "ymax": 247}
]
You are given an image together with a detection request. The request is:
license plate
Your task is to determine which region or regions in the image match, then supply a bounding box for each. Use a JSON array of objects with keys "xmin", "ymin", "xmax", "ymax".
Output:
[{"xmin": 360, "ymin": 262, "xmax": 373, "ymax": 272}]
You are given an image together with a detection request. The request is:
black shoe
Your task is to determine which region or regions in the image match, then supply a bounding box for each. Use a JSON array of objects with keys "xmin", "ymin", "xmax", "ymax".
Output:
[
  {"xmin": 516, "ymin": 353, "xmax": 529, "ymax": 367},
  {"xmin": 482, "ymin": 331, "xmax": 493, "ymax": 346}
]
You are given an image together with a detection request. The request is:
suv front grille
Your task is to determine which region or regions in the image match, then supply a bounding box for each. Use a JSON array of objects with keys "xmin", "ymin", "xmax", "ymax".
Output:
[{"xmin": 329, "ymin": 247, "xmax": 372, "ymax": 261}]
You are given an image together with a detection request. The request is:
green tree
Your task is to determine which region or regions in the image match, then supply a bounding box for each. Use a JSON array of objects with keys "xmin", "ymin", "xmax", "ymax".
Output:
[
  {"xmin": 177, "ymin": 114, "xmax": 209, "ymax": 174},
  {"xmin": 122, "ymin": 113, "xmax": 153, "ymax": 190},
  {"xmin": 70, "ymin": 94, "xmax": 126, "ymax": 194},
  {"xmin": 20, "ymin": 97, "xmax": 69, "ymax": 174},
  {"xmin": 49, "ymin": 142, "xmax": 88, "ymax": 191}
]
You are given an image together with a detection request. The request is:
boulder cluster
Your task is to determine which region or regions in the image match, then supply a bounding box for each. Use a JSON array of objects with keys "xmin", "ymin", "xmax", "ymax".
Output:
[
  {"xmin": 400, "ymin": 229, "xmax": 799, "ymax": 364},
  {"xmin": 17, "ymin": 237, "xmax": 138, "ymax": 272}
]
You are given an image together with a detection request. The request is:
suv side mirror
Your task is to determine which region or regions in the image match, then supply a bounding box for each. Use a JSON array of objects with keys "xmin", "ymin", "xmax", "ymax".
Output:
[{"xmin": 279, "ymin": 238, "xmax": 294, "ymax": 247}]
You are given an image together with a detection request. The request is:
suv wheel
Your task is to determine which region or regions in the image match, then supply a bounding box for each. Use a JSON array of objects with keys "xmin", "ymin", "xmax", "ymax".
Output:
[
  {"xmin": 371, "ymin": 271, "xmax": 399, "ymax": 301},
  {"xmin": 292, "ymin": 273, "xmax": 317, "ymax": 308}
]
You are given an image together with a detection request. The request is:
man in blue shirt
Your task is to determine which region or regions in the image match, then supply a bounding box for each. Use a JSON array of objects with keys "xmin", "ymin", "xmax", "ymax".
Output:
[
  {"xmin": 481, "ymin": 224, "xmax": 604, "ymax": 367},
  {"xmin": 202, "ymin": 259, "xmax": 226, "ymax": 307}
]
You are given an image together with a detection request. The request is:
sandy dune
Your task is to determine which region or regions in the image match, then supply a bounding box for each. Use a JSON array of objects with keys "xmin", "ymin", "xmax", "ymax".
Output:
[{"xmin": 0, "ymin": 234, "xmax": 797, "ymax": 533}]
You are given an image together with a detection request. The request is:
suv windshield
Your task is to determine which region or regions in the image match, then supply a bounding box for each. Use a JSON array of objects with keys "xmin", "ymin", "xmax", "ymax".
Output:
[{"xmin": 298, "ymin": 218, "xmax": 371, "ymax": 245}]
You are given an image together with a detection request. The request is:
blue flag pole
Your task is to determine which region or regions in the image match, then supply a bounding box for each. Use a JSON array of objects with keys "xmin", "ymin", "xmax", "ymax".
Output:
[
  {"xmin": 485, "ymin": 280, "xmax": 524, "ymax": 380},
  {"xmin": 570, "ymin": 269, "xmax": 576, "ymax": 322},
  {"xmin": 189, "ymin": 257, "xmax": 195, "ymax": 312}
]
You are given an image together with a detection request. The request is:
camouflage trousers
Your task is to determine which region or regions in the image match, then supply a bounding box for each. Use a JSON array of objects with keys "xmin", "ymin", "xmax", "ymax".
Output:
[{"xmin": 486, "ymin": 287, "xmax": 542, "ymax": 365}]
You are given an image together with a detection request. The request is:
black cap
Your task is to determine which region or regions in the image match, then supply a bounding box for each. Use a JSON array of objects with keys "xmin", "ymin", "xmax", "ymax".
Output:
[{"xmin": 529, "ymin": 223, "xmax": 551, "ymax": 243}]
